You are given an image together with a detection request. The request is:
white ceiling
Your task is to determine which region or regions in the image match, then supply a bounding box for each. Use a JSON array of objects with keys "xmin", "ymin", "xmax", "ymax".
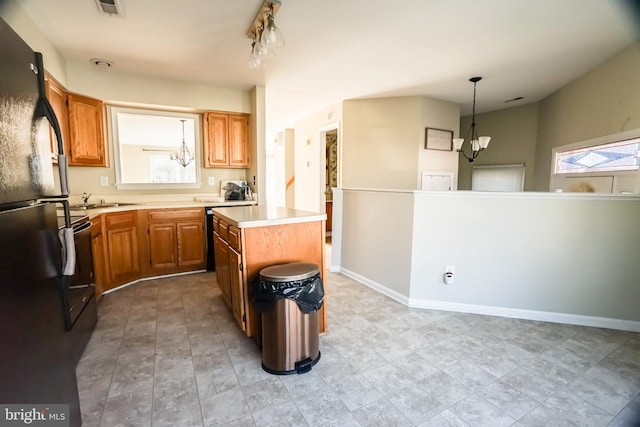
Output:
[{"xmin": 15, "ymin": 0, "xmax": 640, "ymax": 129}]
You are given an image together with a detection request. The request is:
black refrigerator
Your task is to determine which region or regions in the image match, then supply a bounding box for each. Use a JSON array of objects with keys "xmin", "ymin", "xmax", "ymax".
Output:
[{"xmin": 0, "ymin": 17, "xmax": 83, "ymax": 427}]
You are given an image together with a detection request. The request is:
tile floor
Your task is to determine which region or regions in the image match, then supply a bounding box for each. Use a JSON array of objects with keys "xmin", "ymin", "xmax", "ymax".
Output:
[{"xmin": 77, "ymin": 270, "xmax": 640, "ymax": 426}]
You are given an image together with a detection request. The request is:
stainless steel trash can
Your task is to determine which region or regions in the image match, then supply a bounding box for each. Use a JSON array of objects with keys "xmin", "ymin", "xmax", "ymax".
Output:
[{"xmin": 256, "ymin": 262, "xmax": 323, "ymax": 375}]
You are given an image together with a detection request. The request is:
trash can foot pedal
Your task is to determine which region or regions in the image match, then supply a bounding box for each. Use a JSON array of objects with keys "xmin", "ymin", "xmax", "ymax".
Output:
[
  {"xmin": 295, "ymin": 358, "xmax": 313, "ymax": 374},
  {"xmin": 261, "ymin": 351, "xmax": 321, "ymax": 375}
]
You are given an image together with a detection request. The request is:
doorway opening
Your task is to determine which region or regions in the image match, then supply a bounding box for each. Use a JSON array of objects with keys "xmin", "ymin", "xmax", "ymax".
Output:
[{"xmin": 319, "ymin": 123, "xmax": 340, "ymax": 272}]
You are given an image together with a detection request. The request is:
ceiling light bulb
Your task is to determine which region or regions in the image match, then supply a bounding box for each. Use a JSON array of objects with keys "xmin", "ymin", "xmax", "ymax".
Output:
[
  {"xmin": 249, "ymin": 56, "xmax": 262, "ymax": 69},
  {"xmin": 261, "ymin": 14, "xmax": 285, "ymax": 48},
  {"xmin": 255, "ymin": 39, "xmax": 274, "ymax": 59}
]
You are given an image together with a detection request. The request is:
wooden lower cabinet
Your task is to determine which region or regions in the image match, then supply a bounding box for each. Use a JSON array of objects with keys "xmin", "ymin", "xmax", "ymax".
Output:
[
  {"xmin": 143, "ymin": 208, "xmax": 206, "ymax": 276},
  {"xmin": 229, "ymin": 247, "xmax": 245, "ymax": 331},
  {"xmin": 105, "ymin": 211, "xmax": 140, "ymax": 289},
  {"xmin": 213, "ymin": 232, "xmax": 231, "ymax": 308},
  {"xmin": 213, "ymin": 217, "xmax": 327, "ymax": 340},
  {"xmin": 149, "ymin": 223, "xmax": 177, "ymax": 269},
  {"xmin": 91, "ymin": 207, "xmax": 206, "ymax": 292},
  {"xmin": 177, "ymin": 221, "xmax": 206, "ymax": 266},
  {"xmin": 213, "ymin": 225, "xmax": 246, "ymax": 332}
]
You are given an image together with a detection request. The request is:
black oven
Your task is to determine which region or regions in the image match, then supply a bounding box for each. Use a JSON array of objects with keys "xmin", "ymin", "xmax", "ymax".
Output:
[{"xmin": 58, "ymin": 215, "xmax": 98, "ymax": 363}]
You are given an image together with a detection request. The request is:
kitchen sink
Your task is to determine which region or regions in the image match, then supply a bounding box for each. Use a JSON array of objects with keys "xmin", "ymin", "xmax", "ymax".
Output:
[{"xmin": 69, "ymin": 202, "xmax": 137, "ymax": 210}]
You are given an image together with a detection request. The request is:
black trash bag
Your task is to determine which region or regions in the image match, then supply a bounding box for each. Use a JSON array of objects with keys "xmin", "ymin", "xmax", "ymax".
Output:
[{"xmin": 251, "ymin": 274, "xmax": 324, "ymax": 313}]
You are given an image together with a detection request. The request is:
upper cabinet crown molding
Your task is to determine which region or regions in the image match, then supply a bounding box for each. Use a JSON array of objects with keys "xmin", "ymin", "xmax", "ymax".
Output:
[{"xmin": 203, "ymin": 111, "xmax": 250, "ymax": 168}]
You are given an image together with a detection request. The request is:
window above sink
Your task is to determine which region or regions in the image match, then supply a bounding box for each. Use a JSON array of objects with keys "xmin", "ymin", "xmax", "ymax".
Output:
[{"xmin": 108, "ymin": 106, "xmax": 202, "ymax": 190}]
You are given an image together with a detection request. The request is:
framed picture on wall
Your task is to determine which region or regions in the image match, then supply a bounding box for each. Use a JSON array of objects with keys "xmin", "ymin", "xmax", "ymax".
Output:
[{"xmin": 425, "ymin": 127, "xmax": 453, "ymax": 151}]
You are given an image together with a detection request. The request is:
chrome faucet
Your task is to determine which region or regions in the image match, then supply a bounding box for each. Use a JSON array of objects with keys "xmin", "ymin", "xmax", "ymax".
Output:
[{"xmin": 82, "ymin": 192, "xmax": 92, "ymax": 205}]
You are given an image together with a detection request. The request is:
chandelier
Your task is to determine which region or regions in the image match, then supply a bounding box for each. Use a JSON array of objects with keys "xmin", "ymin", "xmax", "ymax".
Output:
[
  {"xmin": 248, "ymin": 0, "xmax": 285, "ymax": 69},
  {"xmin": 171, "ymin": 119, "xmax": 193, "ymax": 167},
  {"xmin": 453, "ymin": 77, "xmax": 491, "ymax": 162}
]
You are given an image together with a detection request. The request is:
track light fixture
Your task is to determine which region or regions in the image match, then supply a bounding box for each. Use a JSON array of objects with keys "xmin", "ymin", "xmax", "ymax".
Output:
[{"xmin": 247, "ymin": 0, "xmax": 285, "ymax": 68}]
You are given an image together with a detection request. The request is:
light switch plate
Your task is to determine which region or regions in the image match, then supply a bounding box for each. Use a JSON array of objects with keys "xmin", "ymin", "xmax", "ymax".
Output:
[
  {"xmin": 100, "ymin": 176, "xmax": 108, "ymax": 186},
  {"xmin": 208, "ymin": 177, "xmax": 215, "ymax": 186}
]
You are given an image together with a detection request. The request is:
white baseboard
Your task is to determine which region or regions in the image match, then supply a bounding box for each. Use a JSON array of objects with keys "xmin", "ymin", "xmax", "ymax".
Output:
[
  {"xmin": 340, "ymin": 268, "xmax": 410, "ymax": 306},
  {"xmin": 408, "ymin": 298, "xmax": 640, "ymax": 332},
  {"xmin": 339, "ymin": 269, "xmax": 640, "ymax": 332},
  {"xmin": 329, "ymin": 264, "xmax": 341, "ymax": 273}
]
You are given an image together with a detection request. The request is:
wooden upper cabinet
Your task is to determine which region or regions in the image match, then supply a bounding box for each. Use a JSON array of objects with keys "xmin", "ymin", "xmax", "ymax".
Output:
[
  {"xmin": 228, "ymin": 114, "xmax": 249, "ymax": 167},
  {"xmin": 204, "ymin": 112, "xmax": 229, "ymax": 166},
  {"xmin": 67, "ymin": 93, "xmax": 107, "ymax": 167},
  {"xmin": 203, "ymin": 111, "xmax": 249, "ymax": 168},
  {"xmin": 44, "ymin": 77, "xmax": 69, "ymax": 162}
]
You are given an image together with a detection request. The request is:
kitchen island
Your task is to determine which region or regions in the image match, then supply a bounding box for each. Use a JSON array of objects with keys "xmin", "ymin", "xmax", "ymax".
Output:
[{"xmin": 211, "ymin": 206, "xmax": 327, "ymax": 342}]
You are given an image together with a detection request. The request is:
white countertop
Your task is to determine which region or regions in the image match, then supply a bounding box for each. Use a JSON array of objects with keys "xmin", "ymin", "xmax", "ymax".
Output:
[
  {"xmin": 61, "ymin": 199, "xmax": 256, "ymax": 218},
  {"xmin": 211, "ymin": 206, "xmax": 326, "ymax": 228}
]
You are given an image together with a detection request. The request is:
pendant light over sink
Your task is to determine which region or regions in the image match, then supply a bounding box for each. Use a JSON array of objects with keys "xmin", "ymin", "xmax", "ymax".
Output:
[{"xmin": 454, "ymin": 77, "xmax": 491, "ymax": 163}]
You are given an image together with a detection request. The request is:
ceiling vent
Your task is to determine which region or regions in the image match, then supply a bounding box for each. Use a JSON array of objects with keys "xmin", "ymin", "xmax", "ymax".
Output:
[{"xmin": 95, "ymin": 0, "xmax": 120, "ymax": 15}]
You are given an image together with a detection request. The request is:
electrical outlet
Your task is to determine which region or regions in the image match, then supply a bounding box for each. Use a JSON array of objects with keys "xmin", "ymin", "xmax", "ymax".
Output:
[
  {"xmin": 444, "ymin": 265, "xmax": 455, "ymax": 285},
  {"xmin": 100, "ymin": 176, "xmax": 108, "ymax": 186},
  {"xmin": 208, "ymin": 176, "xmax": 215, "ymax": 186}
]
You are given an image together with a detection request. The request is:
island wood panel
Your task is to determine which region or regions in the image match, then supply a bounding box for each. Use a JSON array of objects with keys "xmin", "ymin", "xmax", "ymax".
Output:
[{"xmin": 242, "ymin": 220, "xmax": 327, "ymax": 340}]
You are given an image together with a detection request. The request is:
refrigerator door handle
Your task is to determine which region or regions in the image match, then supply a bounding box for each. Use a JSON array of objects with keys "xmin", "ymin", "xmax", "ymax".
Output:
[{"xmin": 34, "ymin": 52, "xmax": 69, "ymax": 197}]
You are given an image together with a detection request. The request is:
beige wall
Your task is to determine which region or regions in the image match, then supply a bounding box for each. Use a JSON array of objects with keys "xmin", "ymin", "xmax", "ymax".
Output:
[
  {"xmin": 342, "ymin": 96, "xmax": 459, "ymax": 190},
  {"xmin": 458, "ymin": 103, "xmax": 539, "ymax": 191},
  {"xmin": 341, "ymin": 190, "xmax": 414, "ymax": 299},
  {"xmin": 342, "ymin": 97, "xmax": 420, "ymax": 189},
  {"xmin": 417, "ymin": 97, "xmax": 461, "ymax": 189},
  {"xmin": 410, "ymin": 192, "xmax": 640, "ymax": 325},
  {"xmin": 340, "ymin": 189, "xmax": 640, "ymax": 328},
  {"xmin": 534, "ymin": 43, "xmax": 640, "ymax": 191},
  {"xmin": 65, "ymin": 60, "xmax": 251, "ymax": 113},
  {"xmin": 456, "ymin": 42, "xmax": 640, "ymax": 192}
]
